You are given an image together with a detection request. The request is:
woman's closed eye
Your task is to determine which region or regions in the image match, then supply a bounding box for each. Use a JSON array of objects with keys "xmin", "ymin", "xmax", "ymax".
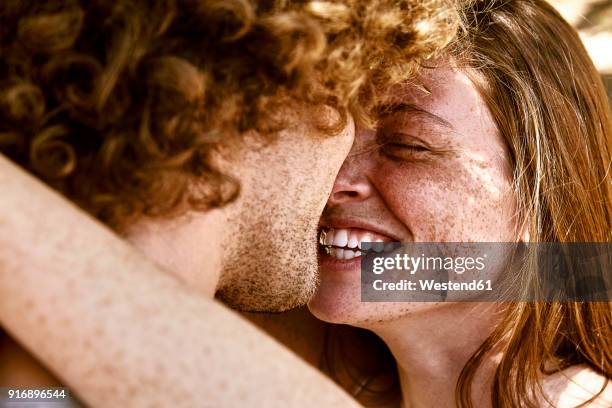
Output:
[{"xmin": 380, "ymin": 142, "xmax": 431, "ymax": 161}]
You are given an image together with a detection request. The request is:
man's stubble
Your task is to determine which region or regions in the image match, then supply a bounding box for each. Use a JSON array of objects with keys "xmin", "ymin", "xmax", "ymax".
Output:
[{"xmin": 216, "ymin": 194, "xmax": 320, "ymax": 312}]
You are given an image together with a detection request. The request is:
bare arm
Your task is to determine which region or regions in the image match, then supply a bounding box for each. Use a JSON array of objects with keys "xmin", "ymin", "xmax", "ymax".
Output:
[{"xmin": 0, "ymin": 155, "xmax": 359, "ymax": 408}]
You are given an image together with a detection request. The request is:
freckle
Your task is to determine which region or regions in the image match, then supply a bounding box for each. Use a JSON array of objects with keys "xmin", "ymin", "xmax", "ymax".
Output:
[
  {"xmin": 82, "ymin": 338, "xmax": 92, "ymax": 350},
  {"xmin": 93, "ymin": 326, "xmax": 105, "ymax": 338},
  {"xmin": 125, "ymin": 385, "xmax": 138, "ymax": 399},
  {"xmin": 218, "ymin": 380, "xmax": 228, "ymax": 391},
  {"xmin": 157, "ymin": 324, "xmax": 169, "ymax": 336},
  {"xmin": 98, "ymin": 295, "xmax": 113, "ymax": 308},
  {"xmin": 24, "ymin": 298, "xmax": 35, "ymax": 311},
  {"xmin": 36, "ymin": 314, "xmax": 47, "ymax": 326},
  {"xmin": 101, "ymin": 363, "xmax": 118, "ymax": 376}
]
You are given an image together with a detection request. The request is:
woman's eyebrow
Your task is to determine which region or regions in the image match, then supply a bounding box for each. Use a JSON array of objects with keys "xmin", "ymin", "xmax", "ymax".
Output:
[{"xmin": 375, "ymin": 102, "xmax": 455, "ymax": 130}]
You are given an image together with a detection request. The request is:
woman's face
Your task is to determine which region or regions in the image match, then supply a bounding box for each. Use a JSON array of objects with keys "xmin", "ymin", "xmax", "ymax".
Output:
[{"xmin": 309, "ymin": 66, "xmax": 523, "ymax": 326}]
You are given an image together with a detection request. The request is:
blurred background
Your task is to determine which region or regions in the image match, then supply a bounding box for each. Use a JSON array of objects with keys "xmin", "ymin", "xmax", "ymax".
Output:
[{"xmin": 548, "ymin": 0, "xmax": 612, "ymax": 104}]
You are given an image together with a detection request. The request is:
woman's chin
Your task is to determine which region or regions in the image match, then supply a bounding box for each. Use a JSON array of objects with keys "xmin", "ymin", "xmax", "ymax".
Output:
[{"xmin": 308, "ymin": 279, "xmax": 361, "ymax": 324}]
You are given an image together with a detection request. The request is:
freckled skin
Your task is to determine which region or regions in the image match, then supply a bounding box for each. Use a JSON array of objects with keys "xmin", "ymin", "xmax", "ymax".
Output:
[
  {"xmin": 308, "ymin": 66, "xmax": 526, "ymax": 407},
  {"xmin": 310, "ymin": 66, "xmax": 520, "ymax": 329}
]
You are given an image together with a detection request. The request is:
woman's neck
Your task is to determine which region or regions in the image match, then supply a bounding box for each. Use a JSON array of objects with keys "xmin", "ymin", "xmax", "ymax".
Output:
[{"xmin": 368, "ymin": 303, "xmax": 502, "ymax": 408}]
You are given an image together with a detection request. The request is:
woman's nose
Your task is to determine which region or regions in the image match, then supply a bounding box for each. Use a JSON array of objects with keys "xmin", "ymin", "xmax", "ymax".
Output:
[{"xmin": 327, "ymin": 158, "xmax": 373, "ymax": 205}]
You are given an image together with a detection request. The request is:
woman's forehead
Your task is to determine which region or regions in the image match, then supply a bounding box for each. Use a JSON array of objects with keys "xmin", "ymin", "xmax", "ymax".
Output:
[
  {"xmin": 376, "ymin": 68, "xmax": 500, "ymax": 148},
  {"xmin": 385, "ymin": 67, "xmax": 481, "ymax": 110}
]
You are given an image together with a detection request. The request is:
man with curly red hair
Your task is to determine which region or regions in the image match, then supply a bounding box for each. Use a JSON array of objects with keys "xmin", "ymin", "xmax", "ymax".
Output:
[{"xmin": 0, "ymin": 0, "xmax": 457, "ymax": 406}]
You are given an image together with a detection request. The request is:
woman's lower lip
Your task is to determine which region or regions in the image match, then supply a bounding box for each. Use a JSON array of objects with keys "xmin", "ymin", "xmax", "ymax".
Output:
[{"xmin": 318, "ymin": 252, "xmax": 362, "ymax": 273}]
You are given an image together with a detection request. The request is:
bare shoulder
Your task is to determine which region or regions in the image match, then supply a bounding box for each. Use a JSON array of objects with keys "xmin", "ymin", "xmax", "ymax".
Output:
[{"xmin": 540, "ymin": 365, "xmax": 611, "ymax": 408}]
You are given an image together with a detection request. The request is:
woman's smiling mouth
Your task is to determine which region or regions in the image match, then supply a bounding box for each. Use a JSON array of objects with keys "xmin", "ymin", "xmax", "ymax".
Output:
[{"xmin": 318, "ymin": 227, "xmax": 397, "ymax": 260}]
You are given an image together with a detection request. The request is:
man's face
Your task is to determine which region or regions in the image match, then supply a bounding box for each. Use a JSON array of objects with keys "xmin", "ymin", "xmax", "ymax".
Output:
[{"xmin": 215, "ymin": 106, "xmax": 355, "ymax": 312}]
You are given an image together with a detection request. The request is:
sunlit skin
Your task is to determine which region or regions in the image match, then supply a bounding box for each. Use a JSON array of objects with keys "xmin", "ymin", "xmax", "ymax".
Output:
[
  {"xmin": 310, "ymin": 64, "xmax": 610, "ymax": 407},
  {"xmin": 311, "ymin": 65, "xmax": 520, "ymax": 321},
  {"xmin": 310, "ymin": 65, "xmax": 524, "ymax": 407}
]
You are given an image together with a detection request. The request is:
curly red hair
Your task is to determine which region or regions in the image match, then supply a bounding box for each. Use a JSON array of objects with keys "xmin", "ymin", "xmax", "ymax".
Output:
[{"xmin": 0, "ymin": 0, "xmax": 457, "ymax": 229}]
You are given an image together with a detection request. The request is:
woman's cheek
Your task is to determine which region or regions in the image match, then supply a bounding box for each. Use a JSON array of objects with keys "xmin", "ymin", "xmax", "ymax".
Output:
[
  {"xmin": 376, "ymin": 165, "xmax": 463, "ymax": 241},
  {"xmin": 377, "ymin": 161, "xmax": 512, "ymax": 242}
]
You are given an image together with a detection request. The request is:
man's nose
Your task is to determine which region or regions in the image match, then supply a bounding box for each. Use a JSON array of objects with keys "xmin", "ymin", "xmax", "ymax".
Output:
[{"xmin": 327, "ymin": 157, "xmax": 373, "ymax": 205}]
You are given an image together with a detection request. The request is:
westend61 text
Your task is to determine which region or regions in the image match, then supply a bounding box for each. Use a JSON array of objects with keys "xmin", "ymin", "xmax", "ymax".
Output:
[{"xmin": 373, "ymin": 279, "xmax": 493, "ymax": 291}]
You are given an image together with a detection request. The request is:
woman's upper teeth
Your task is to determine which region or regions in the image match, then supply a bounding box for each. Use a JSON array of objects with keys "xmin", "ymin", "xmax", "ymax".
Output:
[{"xmin": 320, "ymin": 227, "xmax": 392, "ymax": 249}]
